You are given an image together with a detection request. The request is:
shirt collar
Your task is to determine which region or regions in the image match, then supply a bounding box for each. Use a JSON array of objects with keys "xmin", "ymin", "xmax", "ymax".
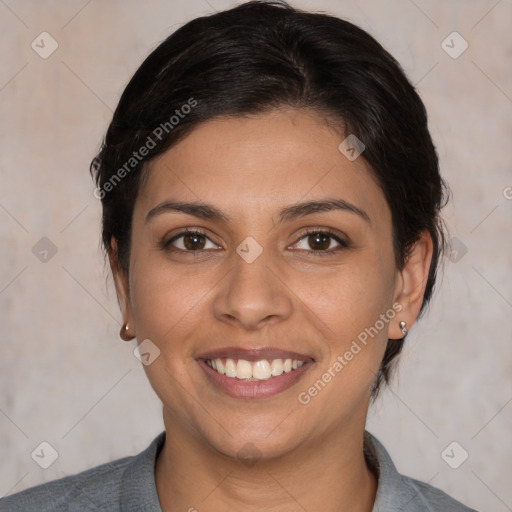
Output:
[
  {"xmin": 365, "ymin": 430, "xmax": 430, "ymax": 511},
  {"xmin": 120, "ymin": 431, "xmax": 165, "ymax": 512}
]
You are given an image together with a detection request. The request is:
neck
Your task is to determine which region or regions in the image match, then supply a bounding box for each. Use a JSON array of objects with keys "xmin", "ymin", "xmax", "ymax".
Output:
[{"xmin": 155, "ymin": 413, "xmax": 377, "ymax": 512}]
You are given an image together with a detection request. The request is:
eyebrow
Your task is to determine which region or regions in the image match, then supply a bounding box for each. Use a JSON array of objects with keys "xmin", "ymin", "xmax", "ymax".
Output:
[{"xmin": 145, "ymin": 198, "xmax": 371, "ymax": 226}]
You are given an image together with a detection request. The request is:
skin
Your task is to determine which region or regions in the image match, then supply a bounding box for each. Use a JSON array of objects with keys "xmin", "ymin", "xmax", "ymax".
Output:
[{"xmin": 110, "ymin": 108, "xmax": 433, "ymax": 512}]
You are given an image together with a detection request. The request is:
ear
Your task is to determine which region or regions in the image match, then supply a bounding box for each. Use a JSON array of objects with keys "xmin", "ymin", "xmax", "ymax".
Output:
[
  {"xmin": 389, "ymin": 230, "xmax": 434, "ymax": 339},
  {"xmin": 108, "ymin": 237, "xmax": 134, "ymax": 330}
]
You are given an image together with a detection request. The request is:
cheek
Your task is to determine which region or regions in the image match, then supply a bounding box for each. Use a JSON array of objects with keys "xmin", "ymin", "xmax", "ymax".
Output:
[
  {"xmin": 127, "ymin": 257, "xmax": 210, "ymax": 409},
  {"xmin": 304, "ymin": 258, "xmax": 395, "ymax": 337},
  {"xmin": 295, "ymin": 274, "xmax": 392, "ymax": 419},
  {"xmin": 299, "ymin": 253, "xmax": 395, "ymax": 389},
  {"xmin": 128, "ymin": 252, "xmax": 212, "ymax": 349}
]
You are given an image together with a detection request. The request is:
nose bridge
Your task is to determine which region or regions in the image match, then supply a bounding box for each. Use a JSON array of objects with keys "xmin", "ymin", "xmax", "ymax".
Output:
[{"xmin": 212, "ymin": 240, "xmax": 292, "ymax": 329}]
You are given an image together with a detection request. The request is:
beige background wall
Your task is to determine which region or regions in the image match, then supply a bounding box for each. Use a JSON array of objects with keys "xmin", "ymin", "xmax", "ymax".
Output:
[{"xmin": 1, "ymin": 1, "xmax": 511, "ymax": 510}]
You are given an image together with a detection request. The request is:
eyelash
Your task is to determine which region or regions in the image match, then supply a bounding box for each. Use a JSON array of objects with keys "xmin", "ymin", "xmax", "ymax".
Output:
[{"xmin": 163, "ymin": 227, "xmax": 349, "ymax": 256}]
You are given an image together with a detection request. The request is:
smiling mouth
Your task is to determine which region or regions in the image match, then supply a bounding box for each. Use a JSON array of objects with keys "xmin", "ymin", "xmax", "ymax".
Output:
[{"xmin": 204, "ymin": 357, "xmax": 305, "ymax": 381}]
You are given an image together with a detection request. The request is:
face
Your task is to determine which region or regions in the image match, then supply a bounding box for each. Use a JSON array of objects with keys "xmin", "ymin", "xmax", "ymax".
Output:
[{"xmin": 113, "ymin": 108, "xmax": 416, "ymax": 460}]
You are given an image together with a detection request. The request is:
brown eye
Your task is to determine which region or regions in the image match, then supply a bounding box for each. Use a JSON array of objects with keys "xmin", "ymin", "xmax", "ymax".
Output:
[
  {"xmin": 291, "ymin": 229, "xmax": 348, "ymax": 255},
  {"xmin": 307, "ymin": 232, "xmax": 332, "ymax": 251},
  {"xmin": 183, "ymin": 233, "xmax": 206, "ymax": 250},
  {"xmin": 166, "ymin": 230, "xmax": 218, "ymax": 252}
]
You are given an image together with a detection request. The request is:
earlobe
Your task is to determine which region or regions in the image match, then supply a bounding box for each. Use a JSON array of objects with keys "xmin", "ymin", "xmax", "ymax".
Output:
[
  {"xmin": 108, "ymin": 238, "xmax": 135, "ymax": 340},
  {"xmin": 390, "ymin": 231, "xmax": 434, "ymax": 340},
  {"xmin": 120, "ymin": 322, "xmax": 136, "ymax": 342}
]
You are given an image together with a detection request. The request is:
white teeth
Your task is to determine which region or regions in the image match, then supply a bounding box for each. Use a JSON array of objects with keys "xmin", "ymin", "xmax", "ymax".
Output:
[
  {"xmin": 206, "ymin": 357, "xmax": 306, "ymax": 381},
  {"xmin": 236, "ymin": 359, "xmax": 252, "ymax": 379},
  {"xmin": 215, "ymin": 358, "xmax": 225, "ymax": 375},
  {"xmin": 253, "ymin": 360, "xmax": 271, "ymax": 380},
  {"xmin": 270, "ymin": 359, "xmax": 283, "ymax": 376},
  {"xmin": 225, "ymin": 358, "xmax": 237, "ymax": 378}
]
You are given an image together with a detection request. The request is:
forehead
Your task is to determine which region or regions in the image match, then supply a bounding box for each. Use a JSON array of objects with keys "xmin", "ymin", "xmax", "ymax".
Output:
[{"xmin": 136, "ymin": 108, "xmax": 389, "ymax": 226}]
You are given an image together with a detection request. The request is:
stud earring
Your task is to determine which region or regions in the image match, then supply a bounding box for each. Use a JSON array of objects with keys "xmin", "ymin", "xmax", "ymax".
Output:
[
  {"xmin": 399, "ymin": 321, "xmax": 408, "ymax": 337},
  {"xmin": 120, "ymin": 322, "xmax": 135, "ymax": 342}
]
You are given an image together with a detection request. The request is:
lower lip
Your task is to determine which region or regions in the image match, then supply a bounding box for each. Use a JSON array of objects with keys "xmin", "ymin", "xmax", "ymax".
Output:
[{"xmin": 198, "ymin": 359, "xmax": 313, "ymax": 399}]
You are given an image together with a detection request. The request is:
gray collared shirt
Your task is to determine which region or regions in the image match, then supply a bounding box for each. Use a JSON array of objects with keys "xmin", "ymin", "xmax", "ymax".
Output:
[{"xmin": 0, "ymin": 431, "xmax": 478, "ymax": 511}]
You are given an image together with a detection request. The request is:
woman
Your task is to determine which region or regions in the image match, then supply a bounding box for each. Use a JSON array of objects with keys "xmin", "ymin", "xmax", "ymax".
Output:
[{"xmin": 1, "ymin": 1, "xmax": 478, "ymax": 510}]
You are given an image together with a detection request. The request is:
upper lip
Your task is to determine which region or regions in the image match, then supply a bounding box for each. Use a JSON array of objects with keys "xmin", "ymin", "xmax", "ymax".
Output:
[{"xmin": 196, "ymin": 346, "xmax": 314, "ymax": 362}]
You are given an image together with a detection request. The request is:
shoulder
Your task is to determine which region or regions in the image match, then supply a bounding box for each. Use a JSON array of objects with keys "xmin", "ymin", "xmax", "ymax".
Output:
[
  {"xmin": 0, "ymin": 457, "xmax": 131, "ymax": 511},
  {"xmin": 364, "ymin": 431, "xmax": 479, "ymax": 512},
  {"xmin": 0, "ymin": 432, "xmax": 165, "ymax": 512}
]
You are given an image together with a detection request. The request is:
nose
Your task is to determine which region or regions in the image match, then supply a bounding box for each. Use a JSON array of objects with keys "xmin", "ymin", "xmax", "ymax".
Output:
[{"xmin": 212, "ymin": 249, "xmax": 293, "ymax": 331}]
